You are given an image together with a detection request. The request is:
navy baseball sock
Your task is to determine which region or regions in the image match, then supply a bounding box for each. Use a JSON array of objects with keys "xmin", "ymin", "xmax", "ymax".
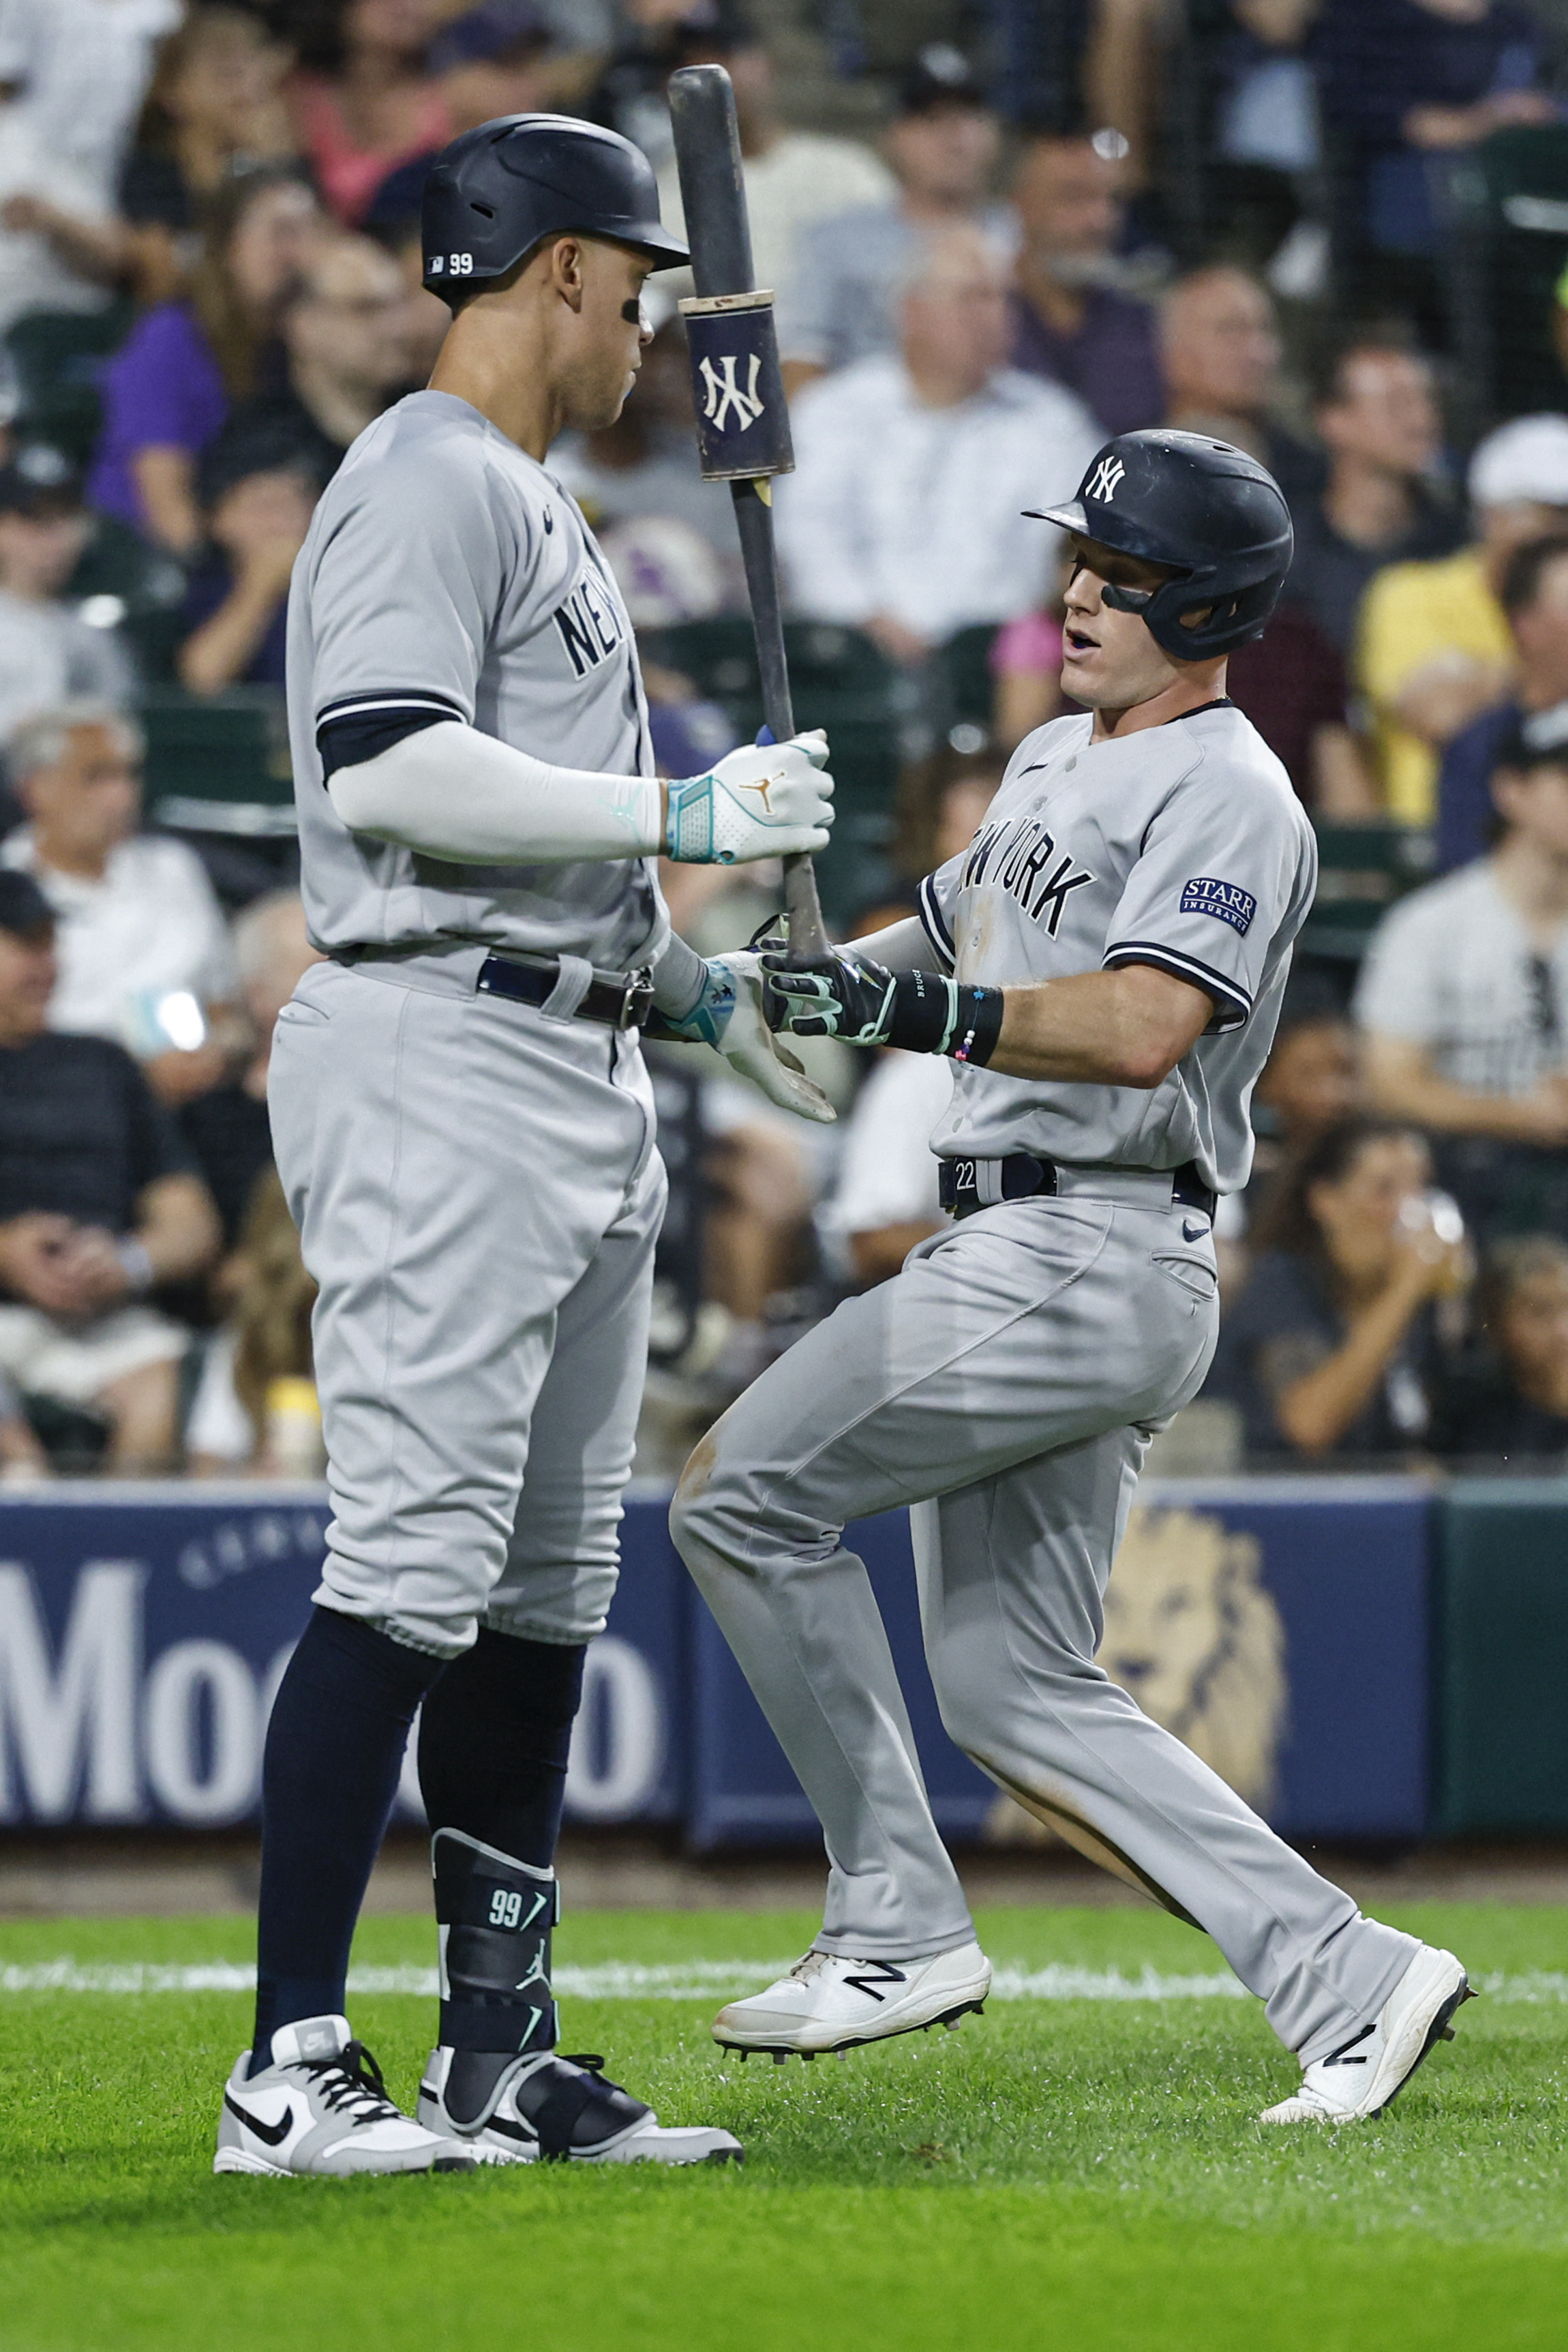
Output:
[
  {"xmin": 250, "ymin": 1606, "xmax": 445, "ymax": 2077},
  {"xmin": 415, "ymin": 1628, "xmax": 585, "ymax": 1868}
]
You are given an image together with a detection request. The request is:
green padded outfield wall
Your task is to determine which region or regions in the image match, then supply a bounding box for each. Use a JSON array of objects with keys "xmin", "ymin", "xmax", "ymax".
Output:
[{"xmin": 1437, "ymin": 1480, "xmax": 1568, "ymax": 1833}]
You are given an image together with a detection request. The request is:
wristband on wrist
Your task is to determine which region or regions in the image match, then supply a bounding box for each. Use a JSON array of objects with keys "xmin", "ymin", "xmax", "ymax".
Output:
[
  {"xmin": 884, "ymin": 972, "xmax": 1003, "ymax": 1066},
  {"xmin": 115, "ymin": 1238, "xmax": 155, "ymax": 1296}
]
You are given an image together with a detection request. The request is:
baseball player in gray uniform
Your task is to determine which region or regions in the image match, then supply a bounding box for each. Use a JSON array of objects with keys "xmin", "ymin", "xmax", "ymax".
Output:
[
  {"xmin": 215, "ymin": 117, "xmax": 837, "ymax": 2179},
  {"xmin": 672, "ymin": 432, "xmax": 1474, "ymax": 2126}
]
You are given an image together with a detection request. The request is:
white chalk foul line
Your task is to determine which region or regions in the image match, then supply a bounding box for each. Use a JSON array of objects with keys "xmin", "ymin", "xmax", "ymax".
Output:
[{"xmin": 0, "ymin": 1960, "xmax": 1561, "ymax": 2003}]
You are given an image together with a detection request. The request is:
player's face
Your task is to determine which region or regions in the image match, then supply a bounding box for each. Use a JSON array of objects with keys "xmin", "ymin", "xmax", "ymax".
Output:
[
  {"xmin": 1061, "ymin": 537, "xmax": 1195, "ymax": 712},
  {"xmin": 562, "ymin": 241, "xmax": 656, "ymax": 432}
]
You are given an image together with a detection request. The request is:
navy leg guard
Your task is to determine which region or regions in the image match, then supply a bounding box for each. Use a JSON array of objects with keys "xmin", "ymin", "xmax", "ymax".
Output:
[{"xmin": 433, "ymin": 1828, "xmax": 559, "ymax": 2057}]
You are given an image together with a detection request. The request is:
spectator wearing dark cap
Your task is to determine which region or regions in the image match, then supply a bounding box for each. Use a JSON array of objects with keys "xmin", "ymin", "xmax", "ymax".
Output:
[
  {"xmin": 0, "ymin": 447, "xmax": 135, "ymax": 739},
  {"xmin": 777, "ymin": 45, "xmax": 1008, "ymax": 392},
  {"xmin": 1007, "ymin": 128, "xmax": 1163, "ymax": 437},
  {"xmin": 177, "ymin": 436, "xmax": 327, "ymax": 696},
  {"xmin": 202, "ymin": 233, "xmax": 416, "ymax": 500},
  {"xmin": 652, "ymin": 11, "xmax": 894, "ymax": 313},
  {"xmin": 1358, "ymin": 710, "xmax": 1568, "ymax": 1238},
  {"xmin": 430, "ymin": 1, "xmax": 558, "ymax": 130},
  {"xmin": 0, "ymin": 869, "xmax": 220, "ymax": 1474},
  {"xmin": 1436, "ymin": 533, "xmax": 1568, "ymax": 874}
]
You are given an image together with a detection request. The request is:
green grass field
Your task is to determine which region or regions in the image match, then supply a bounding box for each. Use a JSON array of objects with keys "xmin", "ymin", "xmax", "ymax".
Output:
[{"xmin": 3, "ymin": 1901, "xmax": 1566, "ymax": 2352}]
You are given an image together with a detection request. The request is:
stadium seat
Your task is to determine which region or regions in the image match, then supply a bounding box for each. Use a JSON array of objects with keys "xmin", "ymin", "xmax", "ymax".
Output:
[
  {"xmin": 645, "ymin": 618, "xmax": 913, "ymax": 923},
  {"xmin": 924, "ymin": 625, "xmax": 999, "ymax": 741},
  {"xmin": 68, "ymin": 515, "xmax": 190, "ymax": 683},
  {"xmin": 1441, "ymin": 126, "xmax": 1568, "ymax": 429},
  {"xmin": 1299, "ymin": 821, "xmax": 1435, "ymax": 964},
  {"xmin": 137, "ymin": 687, "xmax": 296, "ymax": 839},
  {"xmin": 4, "ymin": 299, "xmax": 135, "ymax": 470}
]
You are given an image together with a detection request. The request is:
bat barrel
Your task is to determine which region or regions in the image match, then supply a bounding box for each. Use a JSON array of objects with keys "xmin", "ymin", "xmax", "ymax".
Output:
[
  {"xmin": 668, "ymin": 63, "xmax": 828, "ymax": 961},
  {"xmin": 669, "ymin": 64, "xmax": 755, "ymax": 297}
]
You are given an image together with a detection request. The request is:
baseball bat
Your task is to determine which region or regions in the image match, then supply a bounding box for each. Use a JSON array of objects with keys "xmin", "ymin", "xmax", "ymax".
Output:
[{"xmin": 667, "ymin": 62, "xmax": 830, "ymax": 961}]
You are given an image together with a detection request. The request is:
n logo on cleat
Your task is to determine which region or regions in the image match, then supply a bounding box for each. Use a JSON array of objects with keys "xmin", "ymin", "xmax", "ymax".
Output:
[
  {"xmin": 1322, "ymin": 2023, "xmax": 1375, "ymax": 2066},
  {"xmin": 842, "ymin": 1960, "xmax": 907, "ymax": 2003}
]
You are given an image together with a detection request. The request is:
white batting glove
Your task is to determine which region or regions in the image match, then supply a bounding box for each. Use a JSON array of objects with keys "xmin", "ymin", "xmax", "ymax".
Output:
[
  {"xmin": 650, "ymin": 951, "xmax": 835, "ymax": 1123},
  {"xmin": 663, "ymin": 730, "xmax": 834, "ymax": 865}
]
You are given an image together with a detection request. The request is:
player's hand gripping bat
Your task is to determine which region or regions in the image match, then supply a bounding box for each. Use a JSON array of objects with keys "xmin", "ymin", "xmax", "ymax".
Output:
[{"xmin": 667, "ymin": 61, "xmax": 829, "ymax": 962}]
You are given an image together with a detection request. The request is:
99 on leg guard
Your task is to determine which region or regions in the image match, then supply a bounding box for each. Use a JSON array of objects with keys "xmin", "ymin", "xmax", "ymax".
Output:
[{"xmin": 433, "ymin": 1828, "xmax": 558, "ymax": 2055}]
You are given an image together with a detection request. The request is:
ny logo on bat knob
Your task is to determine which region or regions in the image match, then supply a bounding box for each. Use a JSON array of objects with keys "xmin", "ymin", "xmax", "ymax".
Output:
[
  {"xmin": 699, "ymin": 351, "xmax": 766, "ymax": 432},
  {"xmin": 679, "ymin": 289, "xmax": 794, "ymax": 482}
]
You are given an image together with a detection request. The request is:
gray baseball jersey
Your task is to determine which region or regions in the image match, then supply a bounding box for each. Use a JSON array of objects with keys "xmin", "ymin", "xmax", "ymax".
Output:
[
  {"xmin": 286, "ymin": 387, "xmax": 667, "ymax": 972},
  {"xmin": 914, "ymin": 702, "xmax": 1318, "ymax": 1192}
]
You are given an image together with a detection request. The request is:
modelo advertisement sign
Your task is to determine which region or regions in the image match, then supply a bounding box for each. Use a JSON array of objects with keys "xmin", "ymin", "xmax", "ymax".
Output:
[
  {"xmin": 0, "ymin": 1480, "xmax": 1432, "ymax": 1838},
  {"xmin": 0, "ymin": 1489, "xmax": 686, "ymax": 1830}
]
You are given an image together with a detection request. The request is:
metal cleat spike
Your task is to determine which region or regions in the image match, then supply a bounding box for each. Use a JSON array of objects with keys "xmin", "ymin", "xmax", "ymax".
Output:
[{"xmin": 771, "ymin": 2048, "xmax": 789, "ymax": 2065}]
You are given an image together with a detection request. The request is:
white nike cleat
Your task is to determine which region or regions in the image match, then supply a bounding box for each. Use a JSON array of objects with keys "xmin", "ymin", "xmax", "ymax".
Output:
[
  {"xmin": 417, "ymin": 2045, "xmax": 742, "ymax": 2166},
  {"xmin": 215, "ymin": 2014, "xmax": 477, "ymax": 2176},
  {"xmin": 712, "ymin": 1940, "xmax": 993, "ymax": 2059},
  {"xmin": 1259, "ymin": 1945, "xmax": 1475, "ymax": 2125}
]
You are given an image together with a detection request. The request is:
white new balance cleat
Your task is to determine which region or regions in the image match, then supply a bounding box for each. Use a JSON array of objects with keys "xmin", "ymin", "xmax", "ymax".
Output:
[
  {"xmin": 418, "ymin": 2045, "xmax": 743, "ymax": 2166},
  {"xmin": 712, "ymin": 1940, "xmax": 993, "ymax": 2059},
  {"xmin": 1259, "ymin": 1946, "xmax": 1475, "ymax": 2125},
  {"xmin": 215, "ymin": 2014, "xmax": 477, "ymax": 2176}
]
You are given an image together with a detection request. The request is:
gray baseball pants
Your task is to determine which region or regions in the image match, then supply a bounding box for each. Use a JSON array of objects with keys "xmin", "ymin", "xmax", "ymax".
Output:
[
  {"xmin": 268, "ymin": 949, "xmax": 663, "ymax": 1659},
  {"xmin": 671, "ymin": 1178, "xmax": 1417, "ymax": 2061}
]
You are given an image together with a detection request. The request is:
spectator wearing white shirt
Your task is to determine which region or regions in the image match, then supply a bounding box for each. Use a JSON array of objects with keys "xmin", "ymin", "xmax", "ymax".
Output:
[
  {"xmin": 0, "ymin": 447, "xmax": 135, "ymax": 739},
  {"xmin": 2, "ymin": 702, "xmax": 243, "ymax": 1108},
  {"xmin": 1357, "ymin": 715, "xmax": 1568, "ymax": 1238},
  {"xmin": 777, "ymin": 45, "xmax": 1012, "ymax": 396},
  {"xmin": 0, "ymin": 82, "xmax": 119, "ymax": 334},
  {"xmin": 775, "ymin": 226, "xmax": 1100, "ymax": 671},
  {"xmin": 0, "ymin": 0, "xmax": 181, "ymax": 198}
]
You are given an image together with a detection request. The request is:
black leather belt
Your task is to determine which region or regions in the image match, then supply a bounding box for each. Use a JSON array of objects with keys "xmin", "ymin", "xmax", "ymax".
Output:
[
  {"xmin": 477, "ymin": 953, "xmax": 655, "ymax": 1030},
  {"xmin": 937, "ymin": 1154, "xmax": 1218, "ymax": 1221}
]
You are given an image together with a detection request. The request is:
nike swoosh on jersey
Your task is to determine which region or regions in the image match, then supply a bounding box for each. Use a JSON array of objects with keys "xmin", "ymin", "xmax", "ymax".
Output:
[
  {"xmin": 224, "ymin": 2091, "xmax": 293, "ymax": 2146},
  {"xmin": 1182, "ymin": 1219, "xmax": 1207, "ymax": 1242}
]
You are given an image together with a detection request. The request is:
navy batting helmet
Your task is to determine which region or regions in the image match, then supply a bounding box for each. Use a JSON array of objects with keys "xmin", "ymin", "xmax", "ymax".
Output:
[
  {"xmin": 1027, "ymin": 429, "xmax": 1293, "ymax": 661},
  {"xmin": 421, "ymin": 113, "xmax": 689, "ymax": 307}
]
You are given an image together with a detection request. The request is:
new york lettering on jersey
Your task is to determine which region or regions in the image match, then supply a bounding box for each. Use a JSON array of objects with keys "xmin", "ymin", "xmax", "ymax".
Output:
[
  {"xmin": 960, "ymin": 813, "xmax": 1096, "ymax": 934},
  {"xmin": 552, "ymin": 565, "xmax": 627, "ymax": 679}
]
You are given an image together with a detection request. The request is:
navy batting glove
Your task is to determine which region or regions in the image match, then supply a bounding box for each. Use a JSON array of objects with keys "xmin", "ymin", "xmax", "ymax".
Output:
[{"xmin": 761, "ymin": 951, "xmax": 1004, "ymax": 1065}]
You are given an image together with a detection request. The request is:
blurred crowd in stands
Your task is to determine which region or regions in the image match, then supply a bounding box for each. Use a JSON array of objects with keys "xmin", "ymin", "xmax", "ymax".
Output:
[{"xmin": 13, "ymin": 0, "xmax": 1568, "ymax": 1479}]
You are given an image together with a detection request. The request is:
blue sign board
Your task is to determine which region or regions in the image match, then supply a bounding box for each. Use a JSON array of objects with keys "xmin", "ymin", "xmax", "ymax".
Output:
[
  {"xmin": 0, "ymin": 1479, "xmax": 1432, "ymax": 1840},
  {"xmin": 0, "ymin": 1487, "xmax": 687, "ymax": 1829},
  {"xmin": 684, "ymin": 1478, "xmax": 1434, "ymax": 1850}
]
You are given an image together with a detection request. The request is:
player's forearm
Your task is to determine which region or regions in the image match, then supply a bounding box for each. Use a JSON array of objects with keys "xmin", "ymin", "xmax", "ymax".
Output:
[
  {"xmin": 989, "ymin": 969, "xmax": 1213, "ymax": 1087},
  {"xmin": 327, "ymin": 720, "xmax": 663, "ymax": 865},
  {"xmin": 847, "ymin": 917, "xmax": 947, "ymax": 974}
]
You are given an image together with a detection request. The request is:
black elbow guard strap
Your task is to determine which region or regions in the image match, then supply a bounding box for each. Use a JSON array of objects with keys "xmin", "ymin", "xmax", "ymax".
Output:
[{"xmin": 316, "ymin": 690, "xmax": 465, "ymax": 782}]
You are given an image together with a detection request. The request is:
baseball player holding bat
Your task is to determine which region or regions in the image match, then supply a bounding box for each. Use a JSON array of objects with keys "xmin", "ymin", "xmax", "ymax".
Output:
[
  {"xmin": 215, "ymin": 114, "xmax": 837, "ymax": 2178},
  {"xmin": 672, "ymin": 432, "xmax": 1475, "ymax": 2126}
]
